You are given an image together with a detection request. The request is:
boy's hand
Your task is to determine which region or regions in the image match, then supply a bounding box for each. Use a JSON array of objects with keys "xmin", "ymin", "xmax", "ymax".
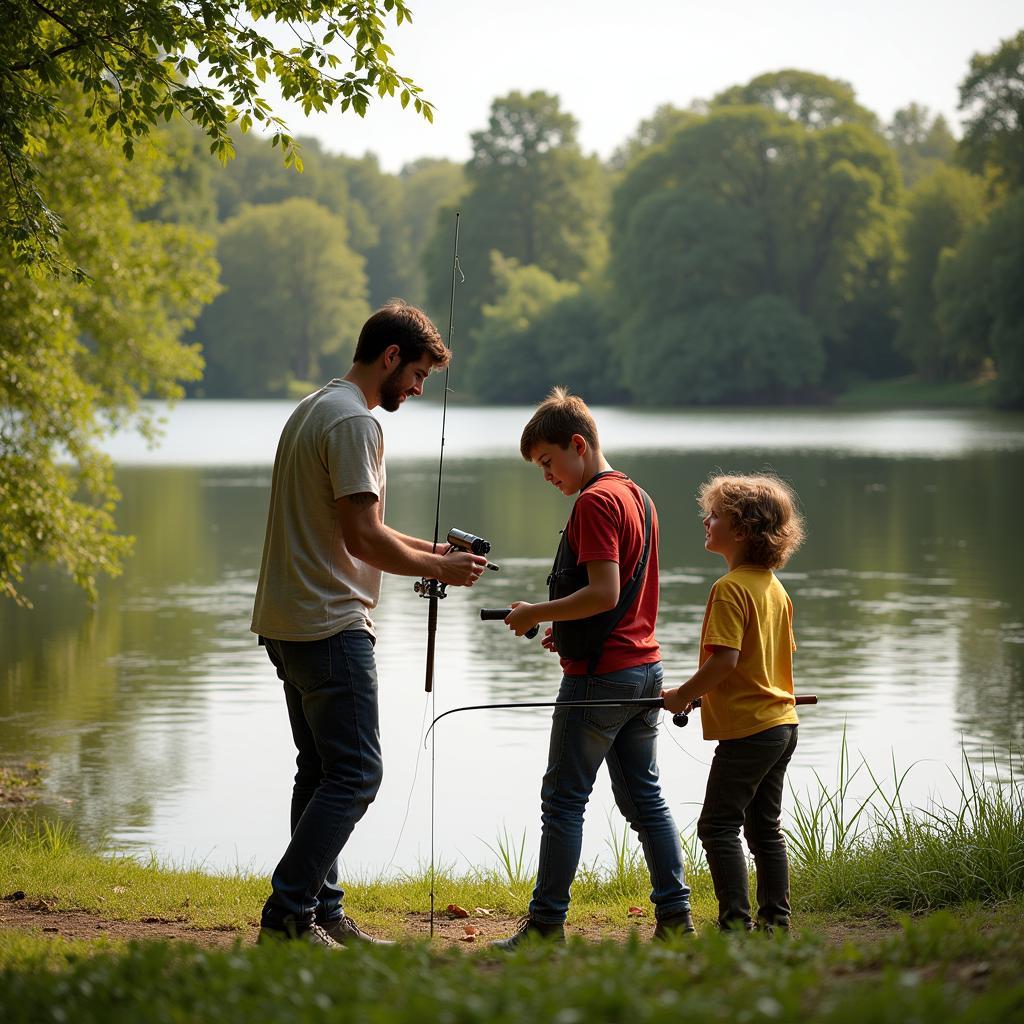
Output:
[
  {"xmin": 660, "ymin": 686, "xmax": 692, "ymax": 715},
  {"xmin": 540, "ymin": 627, "xmax": 557, "ymax": 653},
  {"xmin": 505, "ymin": 601, "xmax": 540, "ymax": 637}
]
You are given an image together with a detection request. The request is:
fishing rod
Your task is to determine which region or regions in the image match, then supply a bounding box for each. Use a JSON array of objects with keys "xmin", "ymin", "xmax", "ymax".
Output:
[{"xmin": 425, "ymin": 693, "xmax": 818, "ymax": 742}]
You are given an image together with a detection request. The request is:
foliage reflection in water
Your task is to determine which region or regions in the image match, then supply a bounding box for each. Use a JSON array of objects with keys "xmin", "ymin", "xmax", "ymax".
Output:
[{"xmin": 1, "ymin": 405, "xmax": 1022, "ymax": 874}]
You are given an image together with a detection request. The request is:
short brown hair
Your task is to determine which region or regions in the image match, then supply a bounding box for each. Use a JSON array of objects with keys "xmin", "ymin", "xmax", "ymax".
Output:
[
  {"xmin": 519, "ymin": 386, "xmax": 600, "ymax": 460},
  {"xmin": 353, "ymin": 300, "xmax": 449, "ymax": 367},
  {"xmin": 698, "ymin": 473, "xmax": 805, "ymax": 569}
]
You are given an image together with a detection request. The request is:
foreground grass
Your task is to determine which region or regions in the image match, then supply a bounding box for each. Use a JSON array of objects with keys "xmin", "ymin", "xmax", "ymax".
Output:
[
  {"xmin": 1, "ymin": 748, "xmax": 1022, "ymax": 1021},
  {"xmin": 1, "ymin": 903, "xmax": 1023, "ymax": 1023}
]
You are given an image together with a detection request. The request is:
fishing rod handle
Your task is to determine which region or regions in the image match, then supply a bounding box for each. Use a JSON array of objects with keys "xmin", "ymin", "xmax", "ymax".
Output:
[
  {"xmin": 480, "ymin": 608, "xmax": 540, "ymax": 639},
  {"xmin": 670, "ymin": 693, "xmax": 818, "ymax": 728}
]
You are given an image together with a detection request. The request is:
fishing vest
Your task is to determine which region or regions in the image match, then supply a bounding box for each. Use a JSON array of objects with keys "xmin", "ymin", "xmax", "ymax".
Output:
[{"xmin": 547, "ymin": 472, "xmax": 653, "ymax": 675}]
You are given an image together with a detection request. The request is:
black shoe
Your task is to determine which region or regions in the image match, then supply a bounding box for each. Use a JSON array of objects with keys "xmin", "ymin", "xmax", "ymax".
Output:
[
  {"xmin": 653, "ymin": 910, "xmax": 695, "ymax": 942},
  {"xmin": 322, "ymin": 914, "xmax": 394, "ymax": 946},
  {"xmin": 258, "ymin": 921, "xmax": 342, "ymax": 949},
  {"xmin": 491, "ymin": 915, "xmax": 566, "ymax": 951},
  {"xmin": 757, "ymin": 919, "xmax": 790, "ymax": 938}
]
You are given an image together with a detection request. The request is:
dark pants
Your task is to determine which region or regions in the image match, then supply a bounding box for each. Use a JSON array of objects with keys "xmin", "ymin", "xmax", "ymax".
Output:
[
  {"xmin": 259, "ymin": 630, "xmax": 383, "ymax": 931},
  {"xmin": 529, "ymin": 662, "xmax": 691, "ymax": 925},
  {"xmin": 697, "ymin": 724, "xmax": 797, "ymax": 931}
]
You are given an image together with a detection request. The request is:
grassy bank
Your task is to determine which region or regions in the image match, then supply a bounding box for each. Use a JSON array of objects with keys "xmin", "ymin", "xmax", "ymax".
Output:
[
  {"xmin": 832, "ymin": 374, "xmax": 995, "ymax": 409},
  {"xmin": 1, "ymin": 746, "xmax": 1020, "ymax": 931},
  {"xmin": 1, "ymin": 747, "xmax": 1021, "ymax": 1022}
]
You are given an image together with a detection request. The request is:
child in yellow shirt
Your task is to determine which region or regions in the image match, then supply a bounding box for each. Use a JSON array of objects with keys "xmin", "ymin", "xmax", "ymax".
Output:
[{"xmin": 662, "ymin": 473, "xmax": 805, "ymax": 933}]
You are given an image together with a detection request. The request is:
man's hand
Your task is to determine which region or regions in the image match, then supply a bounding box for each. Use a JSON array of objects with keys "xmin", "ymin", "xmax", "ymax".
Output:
[
  {"xmin": 540, "ymin": 626, "xmax": 557, "ymax": 653},
  {"xmin": 660, "ymin": 686, "xmax": 692, "ymax": 715},
  {"xmin": 505, "ymin": 601, "xmax": 540, "ymax": 637},
  {"xmin": 436, "ymin": 551, "xmax": 487, "ymax": 587}
]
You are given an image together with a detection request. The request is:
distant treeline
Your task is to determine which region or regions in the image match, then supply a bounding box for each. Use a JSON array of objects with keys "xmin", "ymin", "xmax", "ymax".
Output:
[{"xmin": 160, "ymin": 41, "xmax": 1023, "ymax": 407}]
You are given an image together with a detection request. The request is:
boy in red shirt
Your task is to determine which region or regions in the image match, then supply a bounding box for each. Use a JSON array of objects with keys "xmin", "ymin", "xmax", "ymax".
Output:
[{"xmin": 493, "ymin": 387, "xmax": 692, "ymax": 948}]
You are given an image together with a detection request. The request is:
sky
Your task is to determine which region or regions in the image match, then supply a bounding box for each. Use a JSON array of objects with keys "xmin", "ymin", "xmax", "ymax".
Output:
[{"xmin": 265, "ymin": 0, "xmax": 1023, "ymax": 172}]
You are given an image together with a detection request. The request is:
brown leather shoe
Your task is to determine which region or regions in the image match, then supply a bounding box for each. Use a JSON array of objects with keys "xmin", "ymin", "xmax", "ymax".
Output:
[{"xmin": 322, "ymin": 914, "xmax": 394, "ymax": 946}]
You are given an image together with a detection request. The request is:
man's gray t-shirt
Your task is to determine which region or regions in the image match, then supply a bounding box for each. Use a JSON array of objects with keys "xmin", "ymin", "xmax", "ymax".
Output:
[{"xmin": 251, "ymin": 379, "xmax": 386, "ymax": 640}]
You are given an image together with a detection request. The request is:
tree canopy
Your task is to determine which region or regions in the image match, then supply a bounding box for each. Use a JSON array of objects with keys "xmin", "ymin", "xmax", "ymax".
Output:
[
  {"xmin": 957, "ymin": 30, "xmax": 1024, "ymax": 192},
  {"xmin": 609, "ymin": 105, "xmax": 901, "ymax": 401},
  {"xmin": 896, "ymin": 166, "xmax": 987, "ymax": 380},
  {"xmin": 712, "ymin": 70, "xmax": 879, "ymax": 131},
  {"xmin": 1, "ymin": 0, "xmax": 431, "ymax": 275},
  {"xmin": 423, "ymin": 91, "xmax": 608, "ymax": 359},
  {"xmin": 197, "ymin": 198, "xmax": 369, "ymax": 397},
  {"xmin": 0, "ymin": 108, "xmax": 218, "ymax": 604}
]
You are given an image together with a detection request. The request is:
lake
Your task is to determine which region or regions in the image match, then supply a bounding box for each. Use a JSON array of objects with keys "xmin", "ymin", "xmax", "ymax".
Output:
[{"xmin": 2, "ymin": 401, "xmax": 1022, "ymax": 878}]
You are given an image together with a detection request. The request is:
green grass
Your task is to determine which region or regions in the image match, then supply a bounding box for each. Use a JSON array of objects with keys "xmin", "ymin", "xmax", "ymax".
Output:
[
  {"xmin": 1, "ymin": 746, "xmax": 1022, "ymax": 1022},
  {"xmin": 833, "ymin": 374, "xmax": 995, "ymax": 409},
  {"xmin": 785, "ymin": 743, "xmax": 1024, "ymax": 913},
  {"xmin": 1, "ymin": 904, "xmax": 1022, "ymax": 1023},
  {"xmin": 1, "ymin": 744, "xmax": 1020, "ymax": 931}
]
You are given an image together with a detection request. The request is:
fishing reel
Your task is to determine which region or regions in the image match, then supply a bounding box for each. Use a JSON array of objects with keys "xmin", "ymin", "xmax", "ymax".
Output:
[{"xmin": 415, "ymin": 527, "xmax": 499, "ymax": 602}]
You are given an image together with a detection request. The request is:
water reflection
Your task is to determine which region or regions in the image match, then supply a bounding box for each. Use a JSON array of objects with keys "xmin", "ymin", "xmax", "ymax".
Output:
[{"xmin": 2, "ymin": 408, "xmax": 1022, "ymax": 874}]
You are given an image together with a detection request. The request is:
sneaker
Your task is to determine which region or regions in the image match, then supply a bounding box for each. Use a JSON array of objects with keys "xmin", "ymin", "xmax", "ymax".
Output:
[
  {"xmin": 258, "ymin": 921, "xmax": 342, "ymax": 949},
  {"xmin": 322, "ymin": 914, "xmax": 394, "ymax": 946},
  {"xmin": 653, "ymin": 910, "xmax": 695, "ymax": 942},
  {"xmin": 491, "ymin": 915, "xmax": 565, "ymax": 951}
]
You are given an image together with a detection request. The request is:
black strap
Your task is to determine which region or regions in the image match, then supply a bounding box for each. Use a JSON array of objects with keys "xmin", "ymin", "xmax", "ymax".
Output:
[{"xmin": 585, "ymin": 483, "xmax": 654, "ymax": 675}]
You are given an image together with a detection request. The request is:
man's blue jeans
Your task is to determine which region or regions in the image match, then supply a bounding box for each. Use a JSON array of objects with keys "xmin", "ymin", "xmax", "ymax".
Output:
[
  {"xmin": 259, "ymin": 630, "xmax": 383, "ymax": 931},
  {"xmin": 529, "ymin": 661, "xmax": 691, "ymax": 925}
]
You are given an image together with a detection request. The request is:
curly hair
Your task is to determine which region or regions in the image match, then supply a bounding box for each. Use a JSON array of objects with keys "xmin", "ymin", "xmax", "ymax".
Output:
[
  {"xmin": 519, "ymin": 386, "xmax": 600, "ymax": 460},
  {"xmin": 698, "ymin": 473, "xmax": 805, "ymax": 569}
]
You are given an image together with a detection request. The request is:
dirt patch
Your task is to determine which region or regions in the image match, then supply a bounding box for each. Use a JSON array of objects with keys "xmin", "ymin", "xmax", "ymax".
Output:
[
  {"xmin": 0, "ymin": 899, "xmax": 902, "ymax": 951},
  {"xmin": 0, "ymin": 901, "xmax": 648, "ymax": 950},
  {"xmin": 0, "ymin": 899, "xmax": 253, "ymax": 949}
]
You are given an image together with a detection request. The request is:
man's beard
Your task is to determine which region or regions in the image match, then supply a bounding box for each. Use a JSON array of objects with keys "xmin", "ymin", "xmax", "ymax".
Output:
[{"xmin": 379, "ymin": 364, "xmax": 408, "ymax": 412}]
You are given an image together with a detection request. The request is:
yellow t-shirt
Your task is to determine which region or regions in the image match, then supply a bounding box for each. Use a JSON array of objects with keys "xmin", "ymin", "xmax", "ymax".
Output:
[{"xmin": 698, "ymin": 566, "xmax": 798, "ymax": 741}]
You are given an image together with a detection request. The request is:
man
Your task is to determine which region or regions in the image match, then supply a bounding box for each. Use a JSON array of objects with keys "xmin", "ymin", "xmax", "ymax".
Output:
[{"xmin": 251, "ymin": 301, "xmax": 487, "ymax": 948}]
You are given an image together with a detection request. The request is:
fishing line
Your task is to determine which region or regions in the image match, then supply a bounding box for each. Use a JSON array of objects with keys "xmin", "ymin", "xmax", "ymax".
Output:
[{"xmin": 383, "ymin": 688, "xmax": 433, "ymax": 873}]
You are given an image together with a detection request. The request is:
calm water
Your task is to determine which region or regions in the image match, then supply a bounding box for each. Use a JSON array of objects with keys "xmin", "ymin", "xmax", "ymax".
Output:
[{"xmin": 2, "ymin": 402, "xmax": 1023, "ymax": 876}]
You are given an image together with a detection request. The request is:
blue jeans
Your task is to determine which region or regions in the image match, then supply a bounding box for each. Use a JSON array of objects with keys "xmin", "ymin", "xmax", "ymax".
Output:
[
  {"xmin": 529, "ymin": 662, "xmax": 691, "ymax": 924},
  {"xmin": 698, "ymin": 724, "xmax": 797, "ymax": 930},
  {"xmin": 259, "ymin": 630, "xmax": 383, "ymax": 931}
]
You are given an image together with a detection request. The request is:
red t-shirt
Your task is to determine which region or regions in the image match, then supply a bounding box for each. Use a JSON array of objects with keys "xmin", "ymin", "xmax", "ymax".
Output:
[{"xmin": 560, "ymin": 472, "xmax": 661, "ymax": 676}]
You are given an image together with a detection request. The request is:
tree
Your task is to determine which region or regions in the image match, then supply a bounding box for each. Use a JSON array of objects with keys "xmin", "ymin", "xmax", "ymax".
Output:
[
  {"xmin": 1, "ymin": 0, "xmax": 432, "ymax": 274},
  {"xmin": 466, "ymin": 255, "xmax": 622, "ymax": 404},
  {"xmin": 936, "ymin": 192, "xmax": 1024, "ymax": 407},
  {"xmin": 712, "ymin": 70, "xmax": 879, "ymax": 131},
  {"xmin": 886, "ymin": 104, "xmax": 957, "ymax": 187},
  {"xmin": 422, "ymin": 91, "xmax": 608, "ymax": 357},
  {"xmin": 0, "ymin": 106, "xmax": 218, "ymax": 605},
  {"xmin": 609, "ymin": 105, "xmax": 901, "ymax": 401},
  {"xmin": 896, "ymin": 166, "xmax": 987, "ymax": 379},
  {"xmin": 467, "ymin": 255, "xmax": 580, "ymax": 402},
  {"xmin": 607, "ymin": 104, "xmax": 701, "ymax": 172},
  {"xmin": 197, "ymin": 198, "xmax": 369, "ymax": 397},
  {"xmin": 211, "ymin": 131, "xmax": 354, "ymax": 225},
  {"xmin": 399, "ymin": 158, "xmax": 465, "ymax": 305},
  {"xmin": 958, "ymin": 30, "xmax": 1024, "ymax": 192}
]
